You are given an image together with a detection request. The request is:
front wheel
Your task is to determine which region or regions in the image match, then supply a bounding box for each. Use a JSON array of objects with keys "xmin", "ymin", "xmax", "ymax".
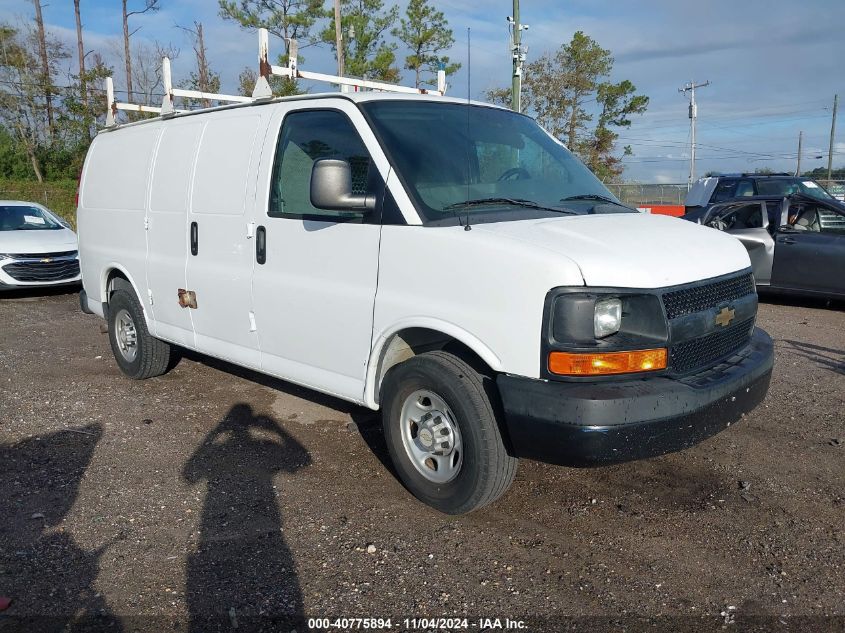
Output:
[{"xmin": 381, "ymin": 351, "xmax": 518, "ymax": 514}]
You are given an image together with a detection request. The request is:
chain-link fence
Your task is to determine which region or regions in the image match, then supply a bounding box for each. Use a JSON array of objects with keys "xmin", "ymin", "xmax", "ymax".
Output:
[{"xmin": 607, "ymin": 180, "xmax": 845, "ymax": 208}]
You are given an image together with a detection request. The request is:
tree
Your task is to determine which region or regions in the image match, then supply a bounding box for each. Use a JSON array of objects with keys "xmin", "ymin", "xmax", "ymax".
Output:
[
  {"xmin": 121, "ymin": 0, "xmax": 160, "ymax": 103},
  {"xmin": 487, "ymin": 31, "xmax": 648, "ymax": 181},
  {"xmin": 0, "ymin": 22, "xmax": 69, "ymax": 181},
  {"xmin": 392, "ymin": 0, "xmax": 459, "ymax": 88},
  {"xmin": 32, "ymin": 0, "xmax": 54, "ymax": 134},
  {"xmin": 177, "ymin": 22, "xmax": 219, "ymax": 107},
  {"xmin": 73, "ymin": 0, "xmax": 86, "ymax": 108},
  {"xmin": 219, "ymin": 0, "xmax": 327, "ymax": 96},
  {"xmin": 321, "ymin": 0, "xmax": 400, "ymax": 82}
]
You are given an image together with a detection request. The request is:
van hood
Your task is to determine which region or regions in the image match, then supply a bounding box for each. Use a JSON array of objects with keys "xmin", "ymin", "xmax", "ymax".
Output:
[
  {"xmin": 475, "ymin": 212, "xmax": 751, "ymax": 288},
  {"xmin": 0, "ymin": 227, "xmax": 78, "ymax": 255}
]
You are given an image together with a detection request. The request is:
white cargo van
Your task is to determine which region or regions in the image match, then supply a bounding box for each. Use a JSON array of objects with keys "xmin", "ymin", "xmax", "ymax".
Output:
[{"xmin": 78, "ymin": 94, "xmax": 773, "ymax": 514}]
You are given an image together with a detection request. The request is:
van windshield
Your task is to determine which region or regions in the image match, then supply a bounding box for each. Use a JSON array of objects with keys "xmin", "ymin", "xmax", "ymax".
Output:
[{"xmin": 361, "ymin": 101, "xmax": 628, "ymax": 223}]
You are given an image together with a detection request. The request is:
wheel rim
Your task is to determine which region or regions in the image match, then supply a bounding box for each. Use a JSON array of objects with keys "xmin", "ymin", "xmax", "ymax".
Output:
[
  {"xmin": 399, "ymin": 389, "xmax": 463, "ymax": 484},
  {"xmin": 114, "ymin": 308, "xmax": 138, "ymax": 362}
]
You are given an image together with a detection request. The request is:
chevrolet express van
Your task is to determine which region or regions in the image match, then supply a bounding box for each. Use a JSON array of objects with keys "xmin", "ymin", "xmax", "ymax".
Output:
[{"xmin": 77, "ymin": 94, "xmax": 774, "ymax": 514}]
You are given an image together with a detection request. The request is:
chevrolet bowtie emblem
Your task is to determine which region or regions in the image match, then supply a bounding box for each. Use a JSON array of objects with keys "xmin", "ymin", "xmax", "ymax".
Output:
[
  {"xmin": 715, "ymin": 306, "xmax": 736, "ymax": 327},
  {"xmin": 40, "ymin": 258, "xmax": 52, "ymax": 263}
]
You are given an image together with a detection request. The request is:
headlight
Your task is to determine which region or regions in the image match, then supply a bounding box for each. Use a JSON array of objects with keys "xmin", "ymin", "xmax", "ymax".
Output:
[
  {"xmin": 0, "ymin": 253, "xmax": 11, "ymax": 261},
  {"xmin": 545, "ymin": 290, "xmax": 669, "ymax": 377},
  {"xmin": 594, "ymin": 298, "xmax": 622, "ymax": 338}
]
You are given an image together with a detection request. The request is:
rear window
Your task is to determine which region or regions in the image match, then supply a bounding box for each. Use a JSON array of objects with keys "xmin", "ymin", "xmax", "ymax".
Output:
[
  {"xmin": 755, "ymin": 178, "xmax": 833, "ymax": 201},
  {"xmin": 0, "ymin": 205, "xmax": 63, "ymax": 231}
]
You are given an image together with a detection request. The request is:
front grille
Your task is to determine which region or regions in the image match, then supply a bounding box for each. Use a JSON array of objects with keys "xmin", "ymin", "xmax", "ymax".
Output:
[
  {"xmin": 670, "ymin": 317, "xmax": 754, "ymax": 374},
  {"xmin": 662, "ymin": 272, "xmax": 755, "ymax": 319},
  {"xmin": 3, "ymin": 259, "xmax": 80, "ymax": 282},
  {"xmin": 7, "ymin": 250, "xmax": 77, "ymax": 259}
]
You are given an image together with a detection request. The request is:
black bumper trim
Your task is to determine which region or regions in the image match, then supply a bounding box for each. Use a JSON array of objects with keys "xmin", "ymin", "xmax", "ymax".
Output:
[{"xmin": 497, "ymin": 327, "xmax": 774, "ymax": 467}]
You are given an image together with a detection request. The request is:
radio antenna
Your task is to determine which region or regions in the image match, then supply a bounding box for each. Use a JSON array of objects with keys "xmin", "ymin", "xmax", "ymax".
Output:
[{"xmin": 464, "ymin": 27, "xmax": 472, "ymax": 231}]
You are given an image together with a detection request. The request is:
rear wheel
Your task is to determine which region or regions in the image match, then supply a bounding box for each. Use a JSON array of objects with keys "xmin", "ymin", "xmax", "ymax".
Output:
[
  {"xmin": 107, "ymin": 287, "xmax": 172, "ymax": 379},
  {"xmin": 381, "ymin": 351, "xmax": 518, "ymax": 514}
]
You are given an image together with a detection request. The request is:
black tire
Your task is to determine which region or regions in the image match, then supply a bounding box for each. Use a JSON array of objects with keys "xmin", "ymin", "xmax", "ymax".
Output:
[
  {"xmin": 381, "ymin": 350, "xmax": 518, "ymax": 514},
  {"xmin": 107, "ymin": 287, "xmax": 172, "ymax": 380}
]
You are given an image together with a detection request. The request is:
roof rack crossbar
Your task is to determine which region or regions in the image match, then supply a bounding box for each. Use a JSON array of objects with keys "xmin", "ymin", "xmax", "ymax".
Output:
[
  {"xmin": 255, "ymin": 27, "xmax": 447, "ymax": 97},
  {"xmin": 104, "ymin": 28, "xmax": 448, "ymax": 128}
]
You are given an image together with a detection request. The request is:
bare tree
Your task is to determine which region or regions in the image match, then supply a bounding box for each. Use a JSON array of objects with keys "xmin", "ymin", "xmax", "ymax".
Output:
[
  {"xmin": 73, "ymin": 0, "xmax": 86, "ymax": 107},
  {"xmin": 178, "ymin": 21, "xmax": 212, "ymax": 107},
  {"xmin": 121, "ymin": 0, "xmax": 160, "ymax": 103},
  {"xmin": 31, "ymin": 0, "xmax": 53, "ymax": 134}
]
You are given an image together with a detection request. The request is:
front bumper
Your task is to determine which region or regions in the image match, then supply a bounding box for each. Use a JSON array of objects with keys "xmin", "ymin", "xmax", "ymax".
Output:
[{"xmin": 497, "ymin": 327, "xmax": 774, "ymax": 467}]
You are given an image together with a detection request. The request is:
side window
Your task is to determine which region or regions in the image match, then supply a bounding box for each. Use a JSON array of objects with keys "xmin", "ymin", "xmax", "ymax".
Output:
[
  {"xmin": 269, "ymin": 110, "xmax": 374, "ymax": 219},
  {"xmin": 710, "ymin": 179, "xmax": 736, "ymax": 203},
  {"xmin": 710, "ymin": 203, "xmax": 764, "ymax": 230},
  {"xmin": 734, "ymin": 180, "xmax": 755, "ymax": 197}
]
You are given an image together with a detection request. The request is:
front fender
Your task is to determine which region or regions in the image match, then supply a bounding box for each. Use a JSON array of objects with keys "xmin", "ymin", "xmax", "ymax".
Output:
[{"xmin": 363, "ymin": 317, "xmax": 503, "ymax": 409}]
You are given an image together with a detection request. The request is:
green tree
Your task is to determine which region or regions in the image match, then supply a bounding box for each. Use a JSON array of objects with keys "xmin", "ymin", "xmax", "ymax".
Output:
[
  {"xmin": 392, "ymin": 0, "xmax": 459, "ymax": 89},
  {"xmin": 322, "ymin": 0, "xmax": 400, "ymax": 82},
  {"xmin": 487, "ymin": 31, "xmax": 648, "ymax": 181},
  {"xmin": 219, "ymin": 0, "xmax": 327, "ymax": 96}
]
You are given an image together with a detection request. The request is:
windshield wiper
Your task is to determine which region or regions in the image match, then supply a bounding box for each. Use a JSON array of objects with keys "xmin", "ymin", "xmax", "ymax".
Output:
[
  {"xmin": 445, "ymin": 197, "xmax": 576, "ymax": 214},
  {"xmin": 560, "ymin": 193, "xmax": 621, "ymax": 205}
]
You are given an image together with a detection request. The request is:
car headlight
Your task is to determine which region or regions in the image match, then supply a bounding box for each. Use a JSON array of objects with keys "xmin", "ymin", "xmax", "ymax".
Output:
[
  {"xmin": 594, "ymin": 297, "xmax": 622, "ymax": 338},
  {"xmin": 0, "ymin": 253, "xmax": 11, "ymax": 261},
  {"xmin": 545, "ymin": 290, "xmax": 669, "ymax": 377}
]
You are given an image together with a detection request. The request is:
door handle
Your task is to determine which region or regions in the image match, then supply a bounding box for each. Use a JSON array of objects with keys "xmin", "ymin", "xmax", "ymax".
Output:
[
  {"xmin": 256, "ymin": 225, "xmax": 266, "ymax": 265},
  {"xmin": 778, "ymin": 236, "xmax": 796, "ymax": 245},
  {"xmin": 190, "ymin": 221, "xmax": 198, "ymax": 256}
]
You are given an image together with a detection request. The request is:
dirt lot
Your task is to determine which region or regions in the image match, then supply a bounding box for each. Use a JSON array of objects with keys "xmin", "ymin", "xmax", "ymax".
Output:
[{"xmin": 1, "ymin": 289, "xmax": 843, "ymax": 632}]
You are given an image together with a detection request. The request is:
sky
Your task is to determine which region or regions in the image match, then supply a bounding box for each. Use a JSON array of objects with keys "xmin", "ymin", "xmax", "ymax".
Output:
[{"xmin": 2, "ymin": 0, "xmax": 844, "ymax": 183}]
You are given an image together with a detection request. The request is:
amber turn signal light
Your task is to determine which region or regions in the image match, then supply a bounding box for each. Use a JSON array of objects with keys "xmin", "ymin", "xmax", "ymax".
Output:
[{"xmin": 548, "ymin": 348, "xmax": 668, "ymax": 376}]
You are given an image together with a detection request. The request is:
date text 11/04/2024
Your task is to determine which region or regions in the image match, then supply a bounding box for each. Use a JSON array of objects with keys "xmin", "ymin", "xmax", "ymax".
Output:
[{"xmin": 307, "ymin": 618, "xmax": 528, "ymax": 630}]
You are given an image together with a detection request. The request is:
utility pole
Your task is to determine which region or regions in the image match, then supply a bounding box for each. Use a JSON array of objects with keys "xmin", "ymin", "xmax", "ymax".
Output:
[
  {"xmin": 827, "ymin": 94, "xmax": 838, "ymax": 181},
  {"xmin": 507, "ymin": 1, "xmax": 528, "ymax": 113},
  {"xmin": 334, "ymin": 0, "xmax": 344, "ymax": 78},
  {"xmin": 796, "ymin": 130, "xmax": 803, "ymax": 176},
  {"xmin": 679, "ymin": 80, "xmax": 710, "ymax": 189}
]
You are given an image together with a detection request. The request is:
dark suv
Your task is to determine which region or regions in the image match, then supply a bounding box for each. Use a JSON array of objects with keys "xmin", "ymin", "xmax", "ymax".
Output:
[{"xmin": 684, "ymin": 173, "xmax": 838, "ymax": 221}]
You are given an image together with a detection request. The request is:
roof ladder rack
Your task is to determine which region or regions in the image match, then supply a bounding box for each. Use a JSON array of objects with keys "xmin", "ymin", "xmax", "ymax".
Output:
[
  {"xmin": 253, "ymin": 27, "xmax": 447, "ymax": 97},
  {"xmin": 106, "ymin": 57, "xmax": 255, "ymax": 127},
  {"xmin": 105, "ymin": 28, "xmax": 447, "ymax": 127}
]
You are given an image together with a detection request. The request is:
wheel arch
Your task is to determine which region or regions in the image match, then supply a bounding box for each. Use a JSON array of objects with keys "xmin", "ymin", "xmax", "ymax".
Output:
[
  {"xmin": 100, "ymin": 264, "xmax": 148, "ymax": 325},
  {"xmin": 364, "ymin": 319, "xmax": 502, "ymax": 410}
]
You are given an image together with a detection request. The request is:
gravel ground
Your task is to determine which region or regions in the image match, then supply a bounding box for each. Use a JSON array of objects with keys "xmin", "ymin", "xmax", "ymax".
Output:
[{"xmin": 0, "ymin": 289, "xmax": 843, "ymax": 633}]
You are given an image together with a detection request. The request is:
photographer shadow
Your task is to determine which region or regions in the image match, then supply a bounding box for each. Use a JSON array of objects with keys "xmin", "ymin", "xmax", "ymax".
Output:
[
  {"xmin": 0, "ymin": 424, "xmax": 122, "ymax": 632},
  {"xmin": 183, "ymin": 404, "xmax": 311, "ymax": 632}
]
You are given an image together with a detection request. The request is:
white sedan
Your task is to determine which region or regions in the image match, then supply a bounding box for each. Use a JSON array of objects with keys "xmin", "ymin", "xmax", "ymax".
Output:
[{"xmin": 0, "ymin": 201, "xmax": 81, "ymax": 291}]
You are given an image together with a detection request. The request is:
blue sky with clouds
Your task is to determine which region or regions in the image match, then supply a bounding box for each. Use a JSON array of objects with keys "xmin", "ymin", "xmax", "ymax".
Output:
[{"xmin": 2, "ymin": 0, "xmax": 844, "ymax": 182}]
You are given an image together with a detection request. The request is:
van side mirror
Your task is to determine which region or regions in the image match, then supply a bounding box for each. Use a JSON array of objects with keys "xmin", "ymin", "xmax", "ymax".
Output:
[{"xmin": 310, "ymin": 159, "xmax": 375, "ymax": 212}]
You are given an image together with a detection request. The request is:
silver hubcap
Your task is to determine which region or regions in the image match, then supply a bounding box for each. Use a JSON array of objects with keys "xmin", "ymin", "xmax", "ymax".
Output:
[
  {"xmin": 399, "ymin": 389, "xmax": 463, "ymax": 484},
  {"xmin": 114, "ymin": 308, "xmax": 138, "ymax": 362}
]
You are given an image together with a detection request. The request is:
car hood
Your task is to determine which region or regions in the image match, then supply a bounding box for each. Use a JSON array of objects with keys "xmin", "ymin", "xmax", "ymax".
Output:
[
  {"xmin": 475, "ymin": 212, "xmax": 751, "ymax": 288},
  {"xmin": 0, "ymin": 227, "xmax": 78, "ymax": 255}
]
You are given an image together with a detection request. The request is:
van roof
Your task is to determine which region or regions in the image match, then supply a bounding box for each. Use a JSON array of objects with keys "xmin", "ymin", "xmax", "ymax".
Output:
[{"xmin": 99, "ymin": 92, "xmax": 507, "ymax": 134}]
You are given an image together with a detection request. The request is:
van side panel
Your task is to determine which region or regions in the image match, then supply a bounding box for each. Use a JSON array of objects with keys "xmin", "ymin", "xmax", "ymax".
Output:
[
  {"xmin": 79, "ymin": 126, "xmax": 161, "ymax": 317},
  {"xmin": 146, "ymin": 121, "xmax": 205, "ymax": 347},
  {"xmin": 185, "ymin": 113, "xmax": 263, "ymax": 368}
]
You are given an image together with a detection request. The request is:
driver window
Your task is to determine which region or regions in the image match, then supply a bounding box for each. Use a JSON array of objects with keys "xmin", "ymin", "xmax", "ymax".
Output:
[{"xmin": 269, "ymin": 110, "xmax": 373, "ymax": 219}]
